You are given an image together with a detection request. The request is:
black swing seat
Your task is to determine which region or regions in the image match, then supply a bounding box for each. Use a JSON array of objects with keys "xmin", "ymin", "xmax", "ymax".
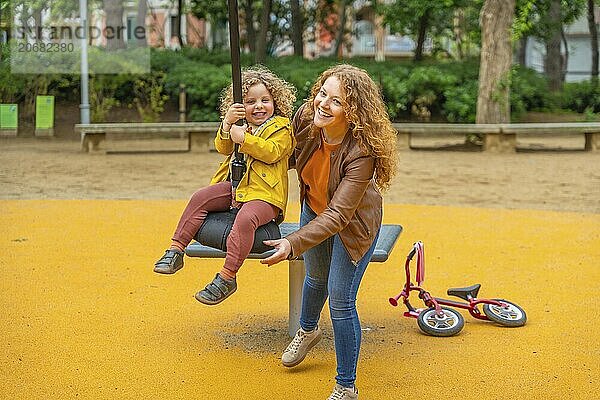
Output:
[
  {"xmin": 194, "ymin": 210, "xmax": 281, "ymax": 255},
  {"xmin": 446, "ymin": 283, "xmax": 481, "ymax": 301}
]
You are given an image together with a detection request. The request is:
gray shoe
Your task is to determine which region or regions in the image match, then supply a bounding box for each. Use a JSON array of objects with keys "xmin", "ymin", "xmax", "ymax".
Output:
[
  {"xmin": 153, "ymin": 249, "xmax": 184, "ymax": 274},
  {"xmin": 195, "ymin": 273, "xmax": 237, "ymax": 305},
  {"xmin": 327, "ymin": 384, "xmax": 358, "ymax": 400},
  {"xmin": 281, "ymin": 326, "xmax": 323, "ymax": 367}
]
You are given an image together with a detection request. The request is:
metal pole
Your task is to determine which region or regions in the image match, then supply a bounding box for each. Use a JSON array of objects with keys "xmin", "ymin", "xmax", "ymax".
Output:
[
  {"xmin": 179, "ymin": 84, "xmax": 186, "ymax": 122},
  {"xmin": 227, "ymin": 0, "xmax": 245, "ymax": 191},
  {"xmin": 80, "ymin": 0, "xmax": 90, "ymax": 126},
  {"xmin": 228, "ymin": 0, "xmax": 242, "ymax": 104}
]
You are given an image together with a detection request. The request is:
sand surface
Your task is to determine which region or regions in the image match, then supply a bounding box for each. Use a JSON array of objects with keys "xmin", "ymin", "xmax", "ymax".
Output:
[{"xmin": 0, "ymin": 137, "xmax": 598, "ymax": 213}]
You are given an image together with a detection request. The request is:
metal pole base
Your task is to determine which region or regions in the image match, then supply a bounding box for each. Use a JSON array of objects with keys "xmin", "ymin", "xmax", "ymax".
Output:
[{"xmin": 288, "ymin": 260, "xmax": 305, "ymax": 337}]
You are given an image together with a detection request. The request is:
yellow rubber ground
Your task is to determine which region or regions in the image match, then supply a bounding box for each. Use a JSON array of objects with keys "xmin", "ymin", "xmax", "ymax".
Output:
[{"xmin": 1, "ymin": 200, "xmax": 599, "ymax": 399}]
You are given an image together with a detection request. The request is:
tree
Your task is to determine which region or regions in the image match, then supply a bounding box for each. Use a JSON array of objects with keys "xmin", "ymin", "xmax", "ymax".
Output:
[
  {"xmin": 545, "ymin": 0, "xmax": 562, "ymax": 90},
  {"xmin": 333, "ymin": 0, "xmax": 348, "ymax": 57},
  {"xmin": 290, "ymin": 0, "xmax": 304, "ymax": 56},
  {"xmin": 190, "ymin": 0, "xmax": 228, "ymax": 49},
  {"xmin": 176, "ymin": 0, "xmax": 184, "ymax": 47},
  {"xmin": 243, "ymin": 0, "xmax": 256, "ymax": 53},
  {"xmin": 379, "ymin": 0, "xmax": 471, "ymax": 61},
  {"xmin": 104, "ymin": 0, "xmax": 126, "ymax": 50},
  {"xmin": 255, "ymin": 0, "xmax": 271, "ymax": 63},
  {"xmin": 450, "ymin": 6, "xmax": 484, "ymax": 60},
  {"xmin": 137, "ymin": 0, "xmax": 148, "ymax": 47},
  {"xmin": 589, "ymin": 0, "xmax": 599, "ymax": 83},
  {"xmin": 513, "ymin": 0, "xmax": 586, "ymax": 90},
  {"xmin": 476, "ymin": 0, "xmax": 515, "ymax": 151}
]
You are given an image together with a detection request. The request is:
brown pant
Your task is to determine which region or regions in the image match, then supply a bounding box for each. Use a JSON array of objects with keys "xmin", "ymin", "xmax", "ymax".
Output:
[{"xmin": 172, "ymin": 181, "xmax": 278, "ymax": 274}]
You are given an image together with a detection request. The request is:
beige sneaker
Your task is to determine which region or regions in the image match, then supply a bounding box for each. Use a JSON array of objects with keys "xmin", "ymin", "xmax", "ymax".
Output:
[
  {"xmin": 327, "ymin": 384, "xmax": 358, "ymax": 400},
  {"xmin": 281, "ymin": 326, "xmax": 323, "ymax": 367}
]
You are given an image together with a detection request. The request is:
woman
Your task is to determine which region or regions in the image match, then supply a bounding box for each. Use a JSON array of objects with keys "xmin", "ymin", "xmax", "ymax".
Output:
[{"xmin": 262, "ymin": 64, "xmax": 398, "ymax": 400}]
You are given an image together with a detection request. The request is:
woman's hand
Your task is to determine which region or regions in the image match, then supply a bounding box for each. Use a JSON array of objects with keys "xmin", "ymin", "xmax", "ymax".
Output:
[
  {"xmin": 261, "ymin": 238, "xmax": 292, "ymax": 266},
  {"xmin": 222, "ymin": 103, "xmax": 246, "ymax": 132}
]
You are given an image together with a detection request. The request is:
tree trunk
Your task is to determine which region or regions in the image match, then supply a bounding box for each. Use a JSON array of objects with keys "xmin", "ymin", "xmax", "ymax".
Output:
[
  {"xmin": 255, "ymin": 0, "xmax": 271, "ymax": 64},
  {"xmin": 176, "ymin": 0, "xmax": 184, "ymax": 47},
  {"xmin": 33, "ymin": 8, "xmax": 42, "ymax": 43},
  {"xmin": 244, "ymin": 0, "xmax": 256, "ymax": 53},
  {"xmin": 561, "ymin": 28, "xmax": 569, "ymax": 83},
  {"xmin": 374, "ymin": 14, "xmax": 385, "ymax": 62},
  {"xmin": 453, "ymin": 9, "xmax": 465, "ymax": 60},
  {"xmin": 136, "ymin": 0, "xmax": 148, "ymax": 47},
  {"xmin": 104, "ymin": 0, "xmax": 126, "ymax": 50},
  {"xmin": 333, "ymin": 0, "xmax": 348, "ymax": 58},
  {"xmin": 589, "ymin": 0, "xmax": 599, "ymax": 82},
  {"xmin": 414, "ymin": 8, "xmax": 430, "ymax": 62},
  {"xmin": 290, "ymin": 0, "xmax": 304, "ymax": 57},
  {"xmin": 545, "ymin": 0, "xmax": 562, "ymax": 91},
  {"xmin": 476, "ymin": 0, "xmax": 515, "ymax": 151}
]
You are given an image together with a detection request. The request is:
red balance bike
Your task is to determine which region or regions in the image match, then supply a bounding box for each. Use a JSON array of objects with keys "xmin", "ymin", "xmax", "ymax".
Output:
[{"xmin": 389, "ymin": 242, "xmax": 527, "ymax": 337}]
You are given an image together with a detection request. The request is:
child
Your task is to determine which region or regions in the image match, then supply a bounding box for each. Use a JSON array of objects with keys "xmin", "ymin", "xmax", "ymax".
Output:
[{"xmin": 153, "ymin": 67, "xmax": 296, "ymax": 305}]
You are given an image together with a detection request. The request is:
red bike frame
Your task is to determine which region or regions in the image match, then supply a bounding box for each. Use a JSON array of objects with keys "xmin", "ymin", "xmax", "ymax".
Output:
[{"xmin": 389, "ymin": 242, "xmax": 505, "ymax": 320}]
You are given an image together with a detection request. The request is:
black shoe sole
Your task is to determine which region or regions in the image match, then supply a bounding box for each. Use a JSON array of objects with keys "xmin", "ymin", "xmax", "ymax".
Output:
[{"xmin": 153, "ymin": 264, "xmax": 183, "ymax": 274}]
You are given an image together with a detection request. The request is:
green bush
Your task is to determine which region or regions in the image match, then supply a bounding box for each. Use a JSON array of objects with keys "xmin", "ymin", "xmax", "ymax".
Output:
[
  {"xmin": 510, "ymin": 66, "xmax": 556, "ymax": 118},
  {"xmin": 164, "ymin": 60, "xmax": 231, "ymax": 121},
  {"xmin": 0, "ymin": 48, "xmax": 27, "ymax": 103},
  {"xmin": 132, "ymin": 72, "xmax": 170, "ymax": 123},
  {"xmin": 151, "ymin": 48, "xmax": 188, "ymax": 73},
  {"xmin": 380, "ymin": 69, "xmax": 411, "ymax": 120},
  {"xmin": 267, "ymin": 56, "xmax": 333, "ymax": 109},
  {"xmin": 5, "ymin": 46, "xmax": 598, "ymax": 124},
  {"xmin": 443, "ymin": 80, "xmax": 478, "ymax": 123},
  {"xmin": 404, "ymin": 66, "xmax": 458, "ymax": 118},
  {"xmin": 560, "ymin": 80, "xmax": 600, "ymax": 113},
  {"xmin": 182, "ymin": 47, "xmax": 255, "ymax": 67}
]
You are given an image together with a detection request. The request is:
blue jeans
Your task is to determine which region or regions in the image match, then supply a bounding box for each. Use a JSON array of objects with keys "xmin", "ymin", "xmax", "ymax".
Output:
[{"xmin": 299, "ymin": 202, "xmax": 379, "ymax": 388}]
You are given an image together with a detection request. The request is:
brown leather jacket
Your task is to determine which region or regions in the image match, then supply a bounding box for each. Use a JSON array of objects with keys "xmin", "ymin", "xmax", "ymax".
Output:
[{"xmin": 285, "ymin": 103, "xmax": 383, "ymax": 264}]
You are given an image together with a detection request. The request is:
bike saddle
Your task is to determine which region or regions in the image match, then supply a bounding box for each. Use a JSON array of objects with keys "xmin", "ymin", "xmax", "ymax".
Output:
[{"xmin": 447, "ymin": 284, "xmax": 481, "ymax": 301}]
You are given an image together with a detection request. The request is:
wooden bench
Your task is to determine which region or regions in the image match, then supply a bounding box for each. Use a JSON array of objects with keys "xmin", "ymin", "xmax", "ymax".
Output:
[
  {"xmin": 75, "ymin": 122, "xmax": 220, "ymax": 153},
  {"xmin": 185, "ymin": 223, "xmax": 403, "ymax": 336},
  {"xmin": 76, "ymin": 122, "xmax": 600, "ymax": 154},
  {"xmin": 500, "ymin": 123, "xmax": 600, "ymax": 152},
  {"xmin": 393, "ymin": 122, "xmax": 600, "ymax": 152}
]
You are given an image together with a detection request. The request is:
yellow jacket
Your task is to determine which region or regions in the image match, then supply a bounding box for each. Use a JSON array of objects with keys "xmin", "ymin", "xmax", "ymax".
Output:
[{"xmin": 210, "ymin": 115, "xmax": 294, "ymax": 222}]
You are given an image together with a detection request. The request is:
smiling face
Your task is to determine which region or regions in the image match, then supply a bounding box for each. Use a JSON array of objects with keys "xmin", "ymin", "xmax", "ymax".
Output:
[
  {"xmin": 312, "ymin": 76, "xmax": 348, "ymax": 138},
  {"xmin": 244, "ymin": 83, "xmax": 275, "ymax": 127}
]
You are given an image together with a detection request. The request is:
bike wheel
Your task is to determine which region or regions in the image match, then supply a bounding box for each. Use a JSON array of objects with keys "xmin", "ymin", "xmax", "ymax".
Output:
[
  {"xmin": 417, "ymin": 307, "xmax": 464, "ymax": 337},
  {"xmin": 483, "ymin": 299, "xmax": 527, "ymax": 327}
]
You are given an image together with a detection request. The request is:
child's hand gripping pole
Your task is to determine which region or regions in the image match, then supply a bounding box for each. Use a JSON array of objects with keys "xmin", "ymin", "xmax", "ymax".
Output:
[{"xmin": 229, "ymin": 125, "xmax": 252, "ymax": 211}]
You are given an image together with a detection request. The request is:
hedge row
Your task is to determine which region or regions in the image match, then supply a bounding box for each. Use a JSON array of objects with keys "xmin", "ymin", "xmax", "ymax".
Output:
[{"xmin": 1, "ymin": 46, "xmax": 598, "ymax": 123}]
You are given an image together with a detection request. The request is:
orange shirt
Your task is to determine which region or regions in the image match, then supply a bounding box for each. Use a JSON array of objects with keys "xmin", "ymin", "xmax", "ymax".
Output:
[{"xmin": 301, "ymin": 134, "xmax": 340, "ymax": 214}]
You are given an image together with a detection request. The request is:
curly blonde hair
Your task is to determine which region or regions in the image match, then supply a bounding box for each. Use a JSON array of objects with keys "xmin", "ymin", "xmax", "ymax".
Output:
[
  {"xmin": 220, "ymin": 66, "xmax": 297, "ymax": 120},
  {"xmin": 304, "ymin": 64, "xmax": 398, "ymax": 191}
]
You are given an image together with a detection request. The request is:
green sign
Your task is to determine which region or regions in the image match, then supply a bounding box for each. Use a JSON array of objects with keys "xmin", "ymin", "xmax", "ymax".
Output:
[
  {"xmin": 0, "ymin": 104, "xmax": 18, "ymax": 129},
  {"xmin": 35, "ymin": 96, "xmax": 55, "ymax": 129}
]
